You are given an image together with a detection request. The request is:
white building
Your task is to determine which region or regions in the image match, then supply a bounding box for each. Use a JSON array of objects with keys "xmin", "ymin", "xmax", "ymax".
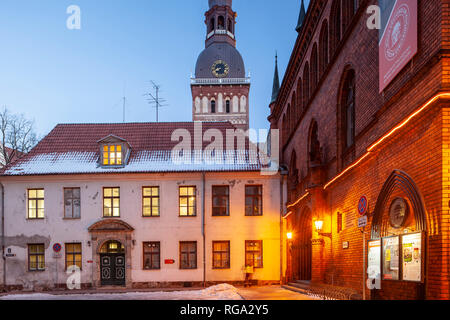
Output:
[{"xmin": 0, "ymin": 122, "xmax": 283, "ymax": 290}]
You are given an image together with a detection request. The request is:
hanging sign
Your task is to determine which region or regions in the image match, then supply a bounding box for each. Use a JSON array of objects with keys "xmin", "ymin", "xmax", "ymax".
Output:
[
  {"xmin": 402, "ymin": 233, "xmax": 422, "ymax": 282},
  {"xmin": 382, "ymin": 236, "xmax": 400, "ymax": 280},
  {"xmin": 379, "ymin": 0, "xmax": 418, "ymax": 92}
]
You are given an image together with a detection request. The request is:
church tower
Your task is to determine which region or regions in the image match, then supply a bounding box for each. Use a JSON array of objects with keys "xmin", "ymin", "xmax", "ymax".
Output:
[{"xmin": 191, "ymin": 0, "xmax": 250, "ymax": 131}]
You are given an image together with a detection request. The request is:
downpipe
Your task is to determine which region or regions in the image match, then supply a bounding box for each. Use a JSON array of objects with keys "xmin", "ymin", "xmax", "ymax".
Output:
[
  {"xmin": 202, "ymin": 171, "xmax": 206, "ymax": 288},
  {"xmin": 1, "ymin": 182, "xmax": 5, "ymax": 292}
]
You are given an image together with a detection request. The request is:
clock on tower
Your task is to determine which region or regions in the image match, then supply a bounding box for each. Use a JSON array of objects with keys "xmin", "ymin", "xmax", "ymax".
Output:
[{"xmin": 191, "ymin": 0, "xmax": 250, "ymax": 132}]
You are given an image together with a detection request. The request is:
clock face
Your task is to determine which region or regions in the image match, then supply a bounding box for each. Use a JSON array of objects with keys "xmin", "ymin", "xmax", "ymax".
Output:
[
  {"xmin": 389, "ymin": 198, "xmax": 409, "ymax": 228},
  {"xmin": 212, "ymin": 60, "xmax": 229, "ymax": 78}
]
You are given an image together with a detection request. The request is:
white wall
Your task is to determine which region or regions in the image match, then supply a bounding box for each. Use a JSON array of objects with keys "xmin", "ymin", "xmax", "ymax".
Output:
[{"xmin": 2, "ymin": 172, "xmax": 281, "ymax": 289}]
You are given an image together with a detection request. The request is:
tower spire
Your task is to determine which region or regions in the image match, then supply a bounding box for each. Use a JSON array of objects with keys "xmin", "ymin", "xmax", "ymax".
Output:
[
  {"xmin": 271, "ymin": 53, "xmax": 280, "ymax": 104},
  {"xmin": 296, "ymin": 0, "xmax": 306, "ymax": 33}
]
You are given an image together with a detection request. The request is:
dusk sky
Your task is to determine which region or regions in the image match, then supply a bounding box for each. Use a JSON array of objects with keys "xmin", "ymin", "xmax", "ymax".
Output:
[{"xmin": 0, "ymin": 0, "xmax": 309, "ymax": 137}]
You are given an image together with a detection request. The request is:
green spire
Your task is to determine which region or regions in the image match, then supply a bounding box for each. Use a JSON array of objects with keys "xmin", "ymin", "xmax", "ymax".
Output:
[
  {"xmin": 271, "ymin": 53, "xmax": 280, "ymax": 104},
  {"xmin": 296, "ymin": 0, "xmax": 306, "ymax": 33}
]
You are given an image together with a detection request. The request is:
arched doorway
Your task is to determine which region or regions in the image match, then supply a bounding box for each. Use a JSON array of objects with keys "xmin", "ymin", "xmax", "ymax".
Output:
[
  {"xmin": 295, "ymin": 207, "xmax": 312, "ymax": 281},
  {"xmin": 88, "ymin": 219, "xmax": 134, "ymax": 288},
  {"xmin": 100, "ymin": 240, "xmax": 126, "ymax": 286},
  {"xmin": 370, "ymin": 170, "xmax": 427, "ymax": 300}
]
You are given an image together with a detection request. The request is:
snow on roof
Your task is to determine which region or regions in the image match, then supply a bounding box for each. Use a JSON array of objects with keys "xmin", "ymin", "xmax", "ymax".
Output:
[{"xmin": 2, "ymin": 122, "xmax": 264, "ymax": 176}]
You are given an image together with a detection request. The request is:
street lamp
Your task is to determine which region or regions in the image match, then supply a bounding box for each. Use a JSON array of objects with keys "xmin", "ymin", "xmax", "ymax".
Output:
[{"xmin": 315, "ymin": 219, "xmax": 331, "ymax": 238}]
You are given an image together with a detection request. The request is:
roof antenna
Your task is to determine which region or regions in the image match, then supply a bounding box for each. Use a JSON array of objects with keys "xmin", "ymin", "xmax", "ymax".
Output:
[
  {"xmin": 122, "ymin": 81, "xmax": 127, "ymax": 123},
  {"xmin": 144, "ymin": 81, "xmax": 168, "ymax": 122}
]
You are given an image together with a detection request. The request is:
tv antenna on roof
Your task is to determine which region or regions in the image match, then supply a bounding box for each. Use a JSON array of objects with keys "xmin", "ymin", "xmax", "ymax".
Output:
[{"xmin": 144, "ymin": 81, "xmax": 168, "ymax": 122}]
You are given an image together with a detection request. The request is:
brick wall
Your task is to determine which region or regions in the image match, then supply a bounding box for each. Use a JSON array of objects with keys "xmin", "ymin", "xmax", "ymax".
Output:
[{"xmin": 274, "ymin": 0, "xmax": 450, "ymax": 299}]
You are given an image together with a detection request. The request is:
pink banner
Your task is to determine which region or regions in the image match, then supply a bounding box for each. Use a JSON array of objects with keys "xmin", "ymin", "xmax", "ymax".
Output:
[{"xmin": 379, "ymin": 0, "xmax": 417, "ymax": 92}]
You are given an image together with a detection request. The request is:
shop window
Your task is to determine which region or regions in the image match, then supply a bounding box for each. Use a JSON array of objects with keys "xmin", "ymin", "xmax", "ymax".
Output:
[
  {"xmin": 103, "ymin": 187, "xmax": 120, "ymax": 217},
  {"xmin": 213, "ymin": 241, "xmax": 230, "ymax": 269},
  {"xmin": 64, "ymin": 188, "xmax": 81, "ymax": 219},
  {"xmin": 180, "ymin": 241, "xmax": 197, "ymax": 269},
  {"xmin": 143, "ymin": 242, "xmax": 160, "ymax": 270},
  {"xmin": 65, "ymin": 243, "xmax": 82, "ymax": 270},
  {"xmin": 179, "ymin": 186, "xmax": 197, "ymax": 217},
  {"xmin": 28, "ymin": 244, "xmax": 45, "ymax": 271},
  {"xmin": 212, "ymin": 186, "xmax": 230, "ymax": 216},
  {"xmin": 27, "ymin": 189, "xmax": 44, "ymax": 219},
  {"xmin": 245, "ymin": 185, "xmax": 263, "ymax": 216},
  {"xmin": 143, "ymin": 187, "xmax": 160, "ymax": 217},
  {"xmin": 245, "ymin": 240, "xmax": 263, "ymax": 268}
]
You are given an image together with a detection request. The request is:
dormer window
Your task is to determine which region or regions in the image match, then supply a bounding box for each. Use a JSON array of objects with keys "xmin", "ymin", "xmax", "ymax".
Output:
[
  {"xmin": 103, "ymin": 145, "xmax": 123, "ymax": 166},
  {"xmin": 97, "ymin": 134, "xmax": 130, "ymax": 168}
]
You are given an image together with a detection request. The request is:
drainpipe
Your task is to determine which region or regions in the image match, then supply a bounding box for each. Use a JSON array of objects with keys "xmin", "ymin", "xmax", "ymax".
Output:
[
  {"xmin": 202, "ymin": 171, "xmax": 206, "ymax": 288},
  {"xmin": 1, "ymin": 182, "xmax": 5, "ymax": 291},
  {"xmin": 279, "ymin": 167, "xmax": 288, "ymax": 285}
]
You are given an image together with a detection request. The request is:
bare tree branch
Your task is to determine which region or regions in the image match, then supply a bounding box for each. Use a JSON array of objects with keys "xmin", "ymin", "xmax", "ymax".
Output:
[{"xmin": 0, "ymin": 107, "xmax": 38, "ymax": 166}]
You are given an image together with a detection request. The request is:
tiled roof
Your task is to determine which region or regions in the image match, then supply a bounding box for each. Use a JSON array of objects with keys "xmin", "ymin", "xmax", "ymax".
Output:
[{"xmin": 2, "ymin": 122, "xmax": 263, "ymax": 176}]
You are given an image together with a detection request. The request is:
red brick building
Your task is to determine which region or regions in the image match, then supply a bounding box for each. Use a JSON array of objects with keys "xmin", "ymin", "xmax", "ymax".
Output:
[{"xmin": 269, "ymin": 0, "xmax": 450, "ymax": 299}]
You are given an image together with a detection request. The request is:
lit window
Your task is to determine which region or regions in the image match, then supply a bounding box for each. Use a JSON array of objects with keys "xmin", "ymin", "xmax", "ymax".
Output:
[
  {"xmin": 103, "ymin": 145, "xmax": 123, "ymax": 166},
  {"xmin": 143, "ymin": 187, "xmax": 160, "ymax": 217},
  {"xmin": 245, "ymin": 240, "xmax": 263, "ymax": 268},
  {"xmin": 213, "ymin": 241, "xmax": 230, "ymax": 269},
  {"xmin": 28, "ymin": 189, "xmax": 44, "ymax": 219},
  {"xmin": 28, "ymin": 244, "xmax": 45, "ymax": 271},
  {"xmin": 179, "ymin": 187, "xmax": 197, "ymax": 217},
  {"xmin": 65, "ymin": 243, "xmax": 82, "ymax": 270},
  {"xmin": 103, "ymin": 187, "xmax": 120, "ymax": 217}
]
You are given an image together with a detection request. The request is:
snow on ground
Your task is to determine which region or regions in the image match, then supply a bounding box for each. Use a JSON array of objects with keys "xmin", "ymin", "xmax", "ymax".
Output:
[{"xmin": 0, "ymin": 284, "xmax": 243, "ymax": 301}]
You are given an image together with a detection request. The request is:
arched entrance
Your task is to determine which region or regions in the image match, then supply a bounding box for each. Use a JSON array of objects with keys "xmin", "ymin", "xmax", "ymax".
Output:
[
  {"xmin": 294, "ymin": 207, "xmax": 312, "ymax": 281},
  {"xmin": 100, "ymin": 241, "xmax": 126, "ymax": 286},
  {"xmin": 88, "ymin": 219, "xmax": 134, "ymax": 288},
  {"xmin": 370, "ymin": 170, "xmax": 427, "ymax": 300}
]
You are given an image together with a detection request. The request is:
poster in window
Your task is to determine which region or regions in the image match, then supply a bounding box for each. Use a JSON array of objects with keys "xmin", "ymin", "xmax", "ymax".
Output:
[
  {"xmin": 368, "ymin": 240, "xmax": 381, "ymax": 280},
  {"xmin": 402, "ymin": 233, "xmax": 422, "ymax": 282},
  {"xmin": 382, "ymin": 236, "xmax": 399, "ymax": 280}
]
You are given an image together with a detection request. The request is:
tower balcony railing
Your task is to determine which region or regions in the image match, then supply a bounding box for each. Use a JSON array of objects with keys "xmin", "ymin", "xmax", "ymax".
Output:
[
  {"xmin": 207, "ymin": 29, "xmax": 235, "ymax": 39},
  {"xmin": 190, "ymin": 77, "xmax": 251, "ymax": 85}
]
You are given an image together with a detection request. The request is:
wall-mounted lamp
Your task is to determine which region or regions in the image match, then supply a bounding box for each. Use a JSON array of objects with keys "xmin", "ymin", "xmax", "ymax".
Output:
[
  {"xmin": 87, "ymin": 241, "xmax": 91, "ymax": 247},
  {"xmin": 286, "ymin": 232, "xmax": 293, "ymax": 240},
  {"xmin": 315, "ymin": 220, "xmax": 331, "ymax": 238},
  {"xmin": 132, "ymin": 240, "xmax": 136, "ymax": 246}
]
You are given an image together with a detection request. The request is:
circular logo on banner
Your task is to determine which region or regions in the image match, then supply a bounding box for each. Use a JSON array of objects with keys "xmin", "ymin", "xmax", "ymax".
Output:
[
  {"xmin": 358, "ymin": 196, "xmax": 368, "ymax": 216},
  {"xmin": 384, "ymin": 4, "xmax": 410, "ymax": 62},
  {"xmin": 53, "ymin": 243, "xmax": 62, "ymax": 253}
]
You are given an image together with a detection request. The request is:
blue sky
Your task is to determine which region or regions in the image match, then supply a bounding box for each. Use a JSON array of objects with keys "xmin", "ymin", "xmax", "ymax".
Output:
[{"xmin": 0, "ymin": 0, "xmax": 308, "ymax": 137}]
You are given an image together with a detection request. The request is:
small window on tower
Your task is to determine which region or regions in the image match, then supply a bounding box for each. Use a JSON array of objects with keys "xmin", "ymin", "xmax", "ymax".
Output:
[
  {"xmin": 218, "ymin": 16, "xmax": 225, "ymax": 29},
  {"xmin": 209, "ymin": 17, "xmax": 215, "ymax": 33},
  {"xmin": 228, "ymin": 18, "xmax": 233, "ymax": 33},
  {"xmin": 226, "ymin": 100, "xmax": 231, "ymax": 114},
  {"xmin": 211, "ymin": 100, "xmax": 216, "ymax": 114}
]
